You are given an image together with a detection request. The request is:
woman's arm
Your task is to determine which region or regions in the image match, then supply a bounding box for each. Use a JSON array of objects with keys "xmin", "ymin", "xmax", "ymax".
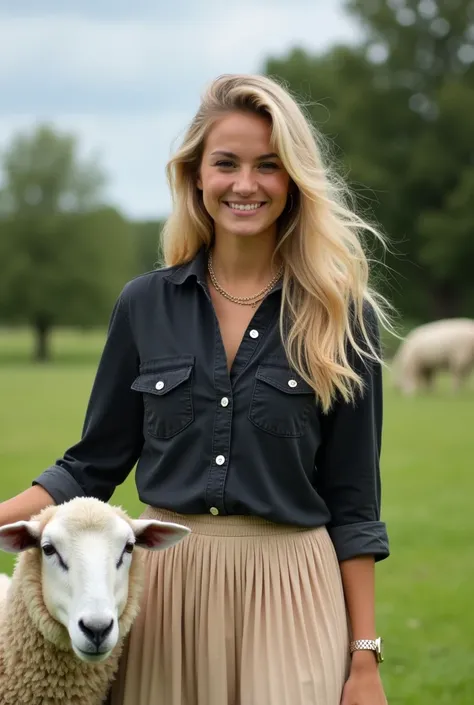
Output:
[
  {"xmin": 340, "ymin": 556, "xmax": 378, "ymax": 669},
  {"xmin": 0, "ymin": 485, "xmax": 56, "ymax": 527},
  {"xmin": 315, "ymin": 303, "xmax": 389, "ymax": 564},
  {"xmin": 340, "ymin": 556, "xmax": 388, "ymax": 703},
  {"xmin": 315, "ymin": 304, "xmax": 389, "ymax": 702},
  {"xmin": 31, "ymin": 290, "xmax": 144, "ymax": 506}
]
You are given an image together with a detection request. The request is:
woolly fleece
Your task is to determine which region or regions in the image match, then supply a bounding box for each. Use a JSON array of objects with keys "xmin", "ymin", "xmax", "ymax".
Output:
[{"xmin": 0, "ymin": 499, "xmax": 146, "ymax": 705}]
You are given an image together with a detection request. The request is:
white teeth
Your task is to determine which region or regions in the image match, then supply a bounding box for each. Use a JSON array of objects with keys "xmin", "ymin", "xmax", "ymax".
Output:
[{"xmin": 228, "ymin": 202, "xmax": 262, "ymax": 211}]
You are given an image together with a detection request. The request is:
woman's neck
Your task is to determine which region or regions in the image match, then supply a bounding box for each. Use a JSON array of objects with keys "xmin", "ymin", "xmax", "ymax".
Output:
[{"xmin": 210, "ymin": 233, "xmax": 281, "ymax": 294}]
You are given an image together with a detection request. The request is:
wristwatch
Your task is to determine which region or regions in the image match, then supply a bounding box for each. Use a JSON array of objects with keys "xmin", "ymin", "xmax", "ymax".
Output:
[{"xmin": 349, "ymin": 637, "xmax": 384, "ymax": 663}]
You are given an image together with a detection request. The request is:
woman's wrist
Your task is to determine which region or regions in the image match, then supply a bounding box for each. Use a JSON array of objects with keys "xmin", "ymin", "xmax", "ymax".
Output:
[{"xmin": 350, "ymin": 649, "xmax": 379, "ymax": 672}]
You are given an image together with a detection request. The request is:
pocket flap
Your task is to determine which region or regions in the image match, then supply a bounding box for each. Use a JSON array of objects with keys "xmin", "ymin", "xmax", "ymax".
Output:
[
  {"xmin": 131, "ymin": 366, "xmax": 193, "ymax": 396},
  {"xmin": 255, "ymin": 366, "xmax": 314, "ymax": 395}
]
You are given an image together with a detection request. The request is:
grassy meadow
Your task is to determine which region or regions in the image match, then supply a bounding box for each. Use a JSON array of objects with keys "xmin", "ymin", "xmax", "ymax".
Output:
[{"xmin": 1, "ymin": 326, "xmax": 473, "ymax": 704}]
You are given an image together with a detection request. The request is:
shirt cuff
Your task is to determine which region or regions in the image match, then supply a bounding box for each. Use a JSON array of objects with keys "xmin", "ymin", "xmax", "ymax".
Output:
[
  {"xmin": 33, "ymin": 466, "xmax": 87, "ymax": 506},
  {"xmin": 327, "ymin": 520, "xmax": 390, "ymax": 562}
]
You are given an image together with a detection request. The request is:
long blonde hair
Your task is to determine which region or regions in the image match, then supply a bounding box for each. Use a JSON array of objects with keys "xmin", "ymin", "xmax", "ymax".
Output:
[{"xmin": 161, "ymin": 73, "xmax": 393, "ymax": 412}]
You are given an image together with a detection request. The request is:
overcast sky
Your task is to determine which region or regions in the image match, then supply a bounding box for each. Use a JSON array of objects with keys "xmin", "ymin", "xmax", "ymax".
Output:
[{"xmin": 0, "ymin": 1, "xmax": 361, "ymax": 219}]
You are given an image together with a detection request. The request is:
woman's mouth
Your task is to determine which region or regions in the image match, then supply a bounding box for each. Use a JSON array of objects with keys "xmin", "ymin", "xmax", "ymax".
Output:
[{"xmin": 224, "ymin": 202, "xmax": 266, "ymax": 214}]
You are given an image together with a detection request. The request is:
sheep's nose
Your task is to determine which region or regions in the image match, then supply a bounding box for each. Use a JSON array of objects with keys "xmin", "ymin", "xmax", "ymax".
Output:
[{"xmin": 78, "ymin": 618, "xmax": 114, "ymax": 649}]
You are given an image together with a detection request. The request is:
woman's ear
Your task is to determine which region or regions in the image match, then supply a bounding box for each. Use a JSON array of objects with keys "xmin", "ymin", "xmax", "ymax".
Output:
[{"xmin": 196, "ymin": 171, "xmax": 203, "ymax": 190}]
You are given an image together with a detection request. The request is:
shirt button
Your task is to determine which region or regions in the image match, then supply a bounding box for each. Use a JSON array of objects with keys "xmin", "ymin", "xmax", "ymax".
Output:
[
  {"xmin": 210, "ymin": 507, "xmax": 219, "ymax": 516},
  {"xmin": 288, "ymin": 379, "xmax": 298, "ymax": 388},
  {"xmin": 155, "ymin": 380, "xmax": 165, "ymax": 391},
  {"xmin": 249, "ymin": 329, "xmax": 259, "ymax": 339},
  {"xmin": 215, "ymin": 455, "xmax": 225, "ymax": 465},
  {"xmin": 220, "ymin": 397, "xmax": 229, "ymax": 407}
]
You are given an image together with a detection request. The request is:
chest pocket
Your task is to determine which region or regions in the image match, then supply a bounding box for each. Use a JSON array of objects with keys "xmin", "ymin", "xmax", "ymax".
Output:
[
  {"xmin": 131, "ymin": 363, "xmax": 194, "ymax": 439},
  {"xmin": 249, "ymin": 365, "xmax": 315, "ymax": 438}
]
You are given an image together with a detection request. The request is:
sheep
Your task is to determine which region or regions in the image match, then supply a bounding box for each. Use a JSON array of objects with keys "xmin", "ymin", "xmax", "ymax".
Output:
[
  {"xmin": 0, "ymin": 576, "xmax": 10, "ymax": 614},
  {"xmin": 392, "ymin": 318, "xmax": 474, "ymax": 395},
  {"xmin": 0, "ymin": 496, "xmax": 190, "ymax": 705}
]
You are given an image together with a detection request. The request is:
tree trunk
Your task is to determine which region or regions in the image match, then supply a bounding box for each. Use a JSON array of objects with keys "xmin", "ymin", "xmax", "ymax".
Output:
[{"xmin": 34, "ymin": 318, "xmax": 52, "ymax": 362}]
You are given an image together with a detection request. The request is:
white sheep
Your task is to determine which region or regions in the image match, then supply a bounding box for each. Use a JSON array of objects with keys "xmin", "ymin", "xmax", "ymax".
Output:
[
  {"xmin": 0, "ymin": 576, "xmax": 10, "ymax": 606},
  {"xmin": 0, "ymin": 496, "xmax": 190, "ymax": 705},
  {"xmin": 392, "ymin": 318, "xmax": 474, "ymax": 395}
]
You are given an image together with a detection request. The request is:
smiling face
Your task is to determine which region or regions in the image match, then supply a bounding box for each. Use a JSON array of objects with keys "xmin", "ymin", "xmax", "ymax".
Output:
[{"xmin": 197, "ymin": 111, "xmax": 291, "ymax": 242}]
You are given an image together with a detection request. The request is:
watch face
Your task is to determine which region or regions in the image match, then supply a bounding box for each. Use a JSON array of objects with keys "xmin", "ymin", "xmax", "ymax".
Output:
[{"xmin": 375, "ymin": 637, "xmax": 384, "ymax": 663}]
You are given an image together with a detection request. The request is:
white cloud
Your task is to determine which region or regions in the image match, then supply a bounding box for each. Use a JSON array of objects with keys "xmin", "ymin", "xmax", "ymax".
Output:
[{"xmin": 0, "ymin": 6, "xmax": 358, "ymax": 93}]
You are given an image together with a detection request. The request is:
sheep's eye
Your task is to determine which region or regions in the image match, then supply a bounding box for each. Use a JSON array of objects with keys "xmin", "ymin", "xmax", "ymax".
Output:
[
  {"xmin": 42, "ymin": 544, "xmax": 56, "ymax": 557},
  {"xmin": 41, "ymin": 543, "xmax": 68, "ymax": 571},
  {"xmin": 116, "ymin": 541, "xmax": 135, "ymax": 569}
]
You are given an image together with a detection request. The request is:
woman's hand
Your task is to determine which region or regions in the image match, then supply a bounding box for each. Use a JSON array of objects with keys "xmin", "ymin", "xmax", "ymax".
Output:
[{"xmin": 340, "ymin": 653, "xmax": 388, "ymax": 705}]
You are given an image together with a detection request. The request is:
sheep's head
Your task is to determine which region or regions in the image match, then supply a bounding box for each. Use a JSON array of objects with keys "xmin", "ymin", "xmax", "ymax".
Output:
[{"xmin": 0, "ymin": 497, "xmax": 190, "ymax": 663}]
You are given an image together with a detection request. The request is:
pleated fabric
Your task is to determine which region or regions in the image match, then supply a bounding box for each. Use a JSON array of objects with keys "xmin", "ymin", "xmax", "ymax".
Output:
[{"xmin": 108, "ymin": 507, "xmax": 350, "ymax": 705}]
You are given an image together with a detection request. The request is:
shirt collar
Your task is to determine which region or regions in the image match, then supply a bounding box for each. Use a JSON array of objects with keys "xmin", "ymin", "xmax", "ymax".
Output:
[
  {"xmin": 164, "ymin": 244, "xmax": 283, "ymax": 294},
  {"xmin": 164, "ymin": 246, "xmax": 208, "ymax": 286}
]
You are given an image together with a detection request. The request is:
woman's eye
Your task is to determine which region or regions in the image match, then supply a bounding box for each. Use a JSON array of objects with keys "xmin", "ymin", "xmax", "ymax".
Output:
[
  {"xmin": 259, "ymin": 162, "xmax": 279, "ymax": 171},
  {"xmin": 215, "ymin": 160, "xmax": 234, "ymax": 168},
  {"xmin": 42, "ymin": 544, "xmax": 56, "ymax": 556}
]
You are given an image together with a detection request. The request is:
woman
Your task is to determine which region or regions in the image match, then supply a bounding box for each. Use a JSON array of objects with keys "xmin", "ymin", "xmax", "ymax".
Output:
[{"xmin": 0, "ymin": 74, "xmax": 390, "ymax": 704}]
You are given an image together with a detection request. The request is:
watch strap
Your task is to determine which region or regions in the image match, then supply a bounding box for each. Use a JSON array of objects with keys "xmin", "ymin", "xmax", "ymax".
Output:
[
  {"xmin": 350, "ymin": 639, "xmax": 377, "ymax": 652},
  {"xmin": 350, "ymin": 637, "xmax": 383, "ymax": 663}
]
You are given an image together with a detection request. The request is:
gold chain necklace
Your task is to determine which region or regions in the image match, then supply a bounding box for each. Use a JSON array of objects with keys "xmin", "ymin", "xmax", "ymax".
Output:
[{"xmin": 207, "ymin": 252, "xmax": 283, "ymax": 307}]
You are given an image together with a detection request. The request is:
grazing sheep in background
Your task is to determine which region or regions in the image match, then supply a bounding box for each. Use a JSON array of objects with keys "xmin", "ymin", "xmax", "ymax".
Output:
[
  {"xmin": 0, "ymin": 497, "xmax": 190, "ymax": 705},
  {"xmin": 392, "ymin": 318, "xmax": 474, "ymax": 395}
]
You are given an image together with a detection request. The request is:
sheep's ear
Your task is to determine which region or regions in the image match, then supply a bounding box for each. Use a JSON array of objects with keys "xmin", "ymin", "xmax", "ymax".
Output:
[
  {"xmin": 131, "ymin": 519, "xmax": 190, "ymax": 551},
  {"xmin": 0, "ymin": 520, "xmax": 41, "ymax": 553}
]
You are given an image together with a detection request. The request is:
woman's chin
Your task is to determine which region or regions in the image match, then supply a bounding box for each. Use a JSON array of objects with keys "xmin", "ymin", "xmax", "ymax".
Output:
[{"xmin": 216, "ymin": 218, "xmax": 274, "ymax": 239}]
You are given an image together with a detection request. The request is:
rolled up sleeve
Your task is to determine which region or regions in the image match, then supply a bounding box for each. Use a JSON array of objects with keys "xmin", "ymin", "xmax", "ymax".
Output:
[
  {"xmin": 315, "ymin": 304, "xmax": 390, "ymax": 562},
  {"xmin": 33, "ymin": 289, "xmax": 144, "ymax": 504}
]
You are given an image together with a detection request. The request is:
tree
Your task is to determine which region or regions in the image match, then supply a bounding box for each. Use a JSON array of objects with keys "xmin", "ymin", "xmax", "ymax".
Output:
[
  {"xmin": 264, "ymin": 0, "xmax": 474, "ymax": 321},
  {"xmin": 0, "ymin": 123, "xmax": 104, "ymax": 216},
  {"xmin": 0, "ymin": 124, "xmax": 136, "ymax": 360}
]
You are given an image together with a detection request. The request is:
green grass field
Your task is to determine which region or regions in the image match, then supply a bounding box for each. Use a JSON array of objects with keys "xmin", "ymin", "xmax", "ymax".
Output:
[{"xmin": 1, "ymin": 327, "xmax": 473, "ymax": 704}]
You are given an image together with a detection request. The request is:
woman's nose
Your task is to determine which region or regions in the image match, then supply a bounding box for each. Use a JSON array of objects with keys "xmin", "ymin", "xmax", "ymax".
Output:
[{"xmin": 232, "ymin": 169, "xmax": 258, "ymax": 195}]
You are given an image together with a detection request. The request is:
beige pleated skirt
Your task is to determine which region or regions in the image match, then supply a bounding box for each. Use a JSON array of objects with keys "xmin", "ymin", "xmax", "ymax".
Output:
[{"xmin": 108, "ymin": 507, "xmax": 350, "ymax": 705}]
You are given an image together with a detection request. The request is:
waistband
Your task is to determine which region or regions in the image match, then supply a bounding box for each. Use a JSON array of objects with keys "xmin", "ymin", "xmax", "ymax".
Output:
[{"xmin": 141, "ymin": 506, "xmax": 319, "ymax": 537}]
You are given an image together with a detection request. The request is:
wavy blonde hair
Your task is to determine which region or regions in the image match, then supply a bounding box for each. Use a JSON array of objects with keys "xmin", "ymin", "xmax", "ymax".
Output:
[{"xmin": 161, "ymin": 73, "xmax": 393, "ymax": 412}]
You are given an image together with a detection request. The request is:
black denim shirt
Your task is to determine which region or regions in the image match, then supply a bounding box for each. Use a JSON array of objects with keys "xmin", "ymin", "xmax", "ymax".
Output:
[{"xmin": 34, "ymin": 247, "xmax": 389, "ymax": 562}]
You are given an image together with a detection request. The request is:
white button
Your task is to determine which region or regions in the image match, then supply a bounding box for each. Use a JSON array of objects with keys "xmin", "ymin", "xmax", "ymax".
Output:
[
  {"xmin": 249, "ymin": 329, "xmax": 259, "ymax": 339},
  {"xmin": 210, "ymin": 507, "xmax": 219, "ymax": 516},
  {"xmin": 215, "ymin": 455, "xmax": 225, "ymax": 465},
  {"xmin": 288, "ymin": 379, "xmax": 298, "ymax": 388},
  {"xmin": 155, "ymin": 381, "xmax": 164, "ymax": 391},
  {"xmin": 221, "ymin": 397, "xmax": 229, "ymax": 407}
]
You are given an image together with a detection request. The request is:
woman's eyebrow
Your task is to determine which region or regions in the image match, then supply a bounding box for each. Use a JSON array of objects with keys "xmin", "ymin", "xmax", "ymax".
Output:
[{"xmin": 210, "ymin": 150, "xmax": 280, "ymax": 160}]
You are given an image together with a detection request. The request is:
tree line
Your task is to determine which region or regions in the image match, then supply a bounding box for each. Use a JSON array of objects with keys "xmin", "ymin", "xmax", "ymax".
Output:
[
  {"xmin": 0, "ymin": 125, "xmax": 165, "ymax": 360},
  {"xmin": 265, "ymin": 0, "xmax": 474, "ymax": 324},
  {"xmin": 1, "ymin": 0, "xmax": 473, "ymax": 360}
]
